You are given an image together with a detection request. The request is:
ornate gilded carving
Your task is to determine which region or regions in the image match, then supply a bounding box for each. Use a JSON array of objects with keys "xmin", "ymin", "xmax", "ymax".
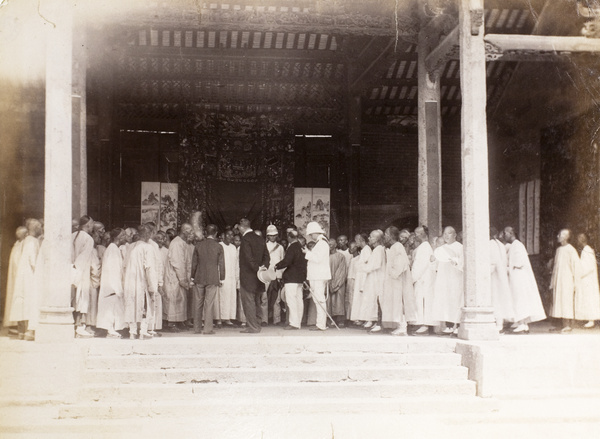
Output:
[
  {"xmin": 484, "ymin": 41, "xmax": 503, "ymax": 61},
  {"xmin": 582, "ymin": 19, "xmax": 600, "ymax": 38},
  {"xmin": 470, "ymin": 8, "xmax": 484, "ymax": 36}
]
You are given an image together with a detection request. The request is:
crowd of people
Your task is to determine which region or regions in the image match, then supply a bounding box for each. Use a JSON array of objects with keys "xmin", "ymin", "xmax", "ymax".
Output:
[{"xmin": 3, "ymin": 215, "xmax": 600, "ymax": 340}]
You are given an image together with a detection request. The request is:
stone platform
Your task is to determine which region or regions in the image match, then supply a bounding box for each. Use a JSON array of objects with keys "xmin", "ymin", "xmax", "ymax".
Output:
[{"xmin": 0, "ymin": 323, "xmax": 599, "ymax": 438}]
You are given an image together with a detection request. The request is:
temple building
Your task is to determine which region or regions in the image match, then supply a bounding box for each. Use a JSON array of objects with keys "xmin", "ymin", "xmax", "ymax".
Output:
[{"xmin": 1, "ymin": 0, "xmax": 600, "ymax": 341}]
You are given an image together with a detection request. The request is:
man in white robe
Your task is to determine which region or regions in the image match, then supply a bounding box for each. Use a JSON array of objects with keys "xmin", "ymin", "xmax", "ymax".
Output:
[
  {"xmin": 123, "ymin": 224, "xmax": 158, "ymax": 339},
  {"xmin": 71, "ymin": 216, "xmax": 100, "ymax": 338},
  {"xmin": 432, "ymin": 226, "xmax": 464, "ymax": 334},
  {"xmin": 411, "ymin": 226, "xmax": 436, "ymax": 335},
  {"xmin": 350, "ymin": 233, "xmax": 371, "ymax": 325},
  {"xmin": 119, "ymin": 227, "xmax": 136, "ymax": 270},
  {"xmin": 489, "ymin": 227, "xmax": 513, "ymax": 331},
  {"xmin": 504, "ymin": 227, "xmax": 546, "ymax": 333},
  {"xmin": 378, "ymin": 226, "xmax": 416, "ymax": 336},
  {"xmin": 155, "ymin": 231, "xmax": 170, "ymax": 325},
  {"xmin": 357, "ymin": 230, "xmax": 386, "ymax": 330},
  {"xmin": 163, "ymin": 224, "xmax": 193, "ymax": 331},
  {"xmin": 219, "ymin": 230, "xmax": 238, "ymax": 325},
  {"xmin": 3, "ymin": 226, "xmax": 27, "ymax": 330},
  {"xmin": 550, "ymin": 229, "xmax": 581, "ymax": 332},
  {"xmin": 9, "ymin": 220, "xmax": 42, "ymax": 340},
  {"xmin": 345, "ymin": 242, "xmax": 359, "ymax": 322},
  {"xmin": 147, "ymin": 222, "xmax": 164, "ymax": 334},
  {"xmin": 97, "ymin": 228, "xmax": 126, "ymax": 337},
  {"xmin": 575, "ymin": 233, "xmax": 600, "ymax": 327}
]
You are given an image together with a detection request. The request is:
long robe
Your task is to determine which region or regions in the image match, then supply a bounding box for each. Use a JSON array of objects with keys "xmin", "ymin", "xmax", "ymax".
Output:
[
  {"xmin": 508, "ymin": 239, "xmax": 546, "ymax": 323},
  {"xmin": 186, "ymin": 242, "xmax": 195, "ymax": 320},
  {"xmin": 86, "ymin": 248, "xmax": 102, "ymax": 327},
  {"xmin": 382, "ymin": 242, "xmax": 416, "ymax": 328},
  {"xmin": 123, "ymin": 241, "xmax": 158, "ymax": 324},
  {"xmin": 266, "ymin": 241, "xmax": 285, "ymax": 323},
  {"xmin": 345, "ymin": 255, "xmax": 358, "ymax": 320},
  {"xmin": 575, "ymin": 245, "xmax": 600, "ymax": 320},
  {"xmin": 163, "ymin": 236, "xmax": 189, "ymax": 322},
  {"xmin": 350, "ymin": 245, "xmax": 372, "ymax": 321},
  {"xmin": 96, "ymin": 243, "xmax": 125, "ymax": 331},
  {"xmin": 159, "ymin": 246, "xmax": 169, "ymax": 320},
  {"xmin": 490, "ymin": 239, "xmax": 514, "ymax": 322},
  {"xmin": 219, "ymin": 242, "xmax": 238, "ymax": 320},
  {"xmin": 149, "ymin": 239, "xmax": 164, "ymax": 330},
  {"xmin": 550, "ymin": 243, "xmax": 582, "ymax": 319},
  {"xmin": 72, "ymin": 231, "xmax": 100, "ymax": 316},
  {"xmin": 3, "ymin": 239, "xmax": 24, "ymax": 327},
  {"xmin": 9, "ymin": 236, "xmax": 40, "ymax": 323},
  {"xmin": 432, "ymin": 241, "xmax": 464, "ymax": 324},
  {"xmin": 29, "ymin": 239, "xmax": 46, "ymax": 331},
  {"xmin": 356, "ymin": 245, "xmax": 385, "ymax": 322},
  {"xmin": 327, "ymin": 252, "xmax": 348, "ymax": 318},
  {"xmin": 411, "ymin": 241, "xmax": 436, "ymax": 326}
]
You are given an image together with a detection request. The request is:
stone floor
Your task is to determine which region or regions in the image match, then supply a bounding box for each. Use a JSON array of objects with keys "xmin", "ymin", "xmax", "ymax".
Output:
[{"xmin": 0, "ymin": 321, "xmax": 599, "ymax": 438}]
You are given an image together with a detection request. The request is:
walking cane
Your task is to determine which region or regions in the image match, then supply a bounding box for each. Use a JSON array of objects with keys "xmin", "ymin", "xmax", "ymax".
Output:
[{"xmin": 302, "ymin": 281, "xmax": 340, "ymax": 330}]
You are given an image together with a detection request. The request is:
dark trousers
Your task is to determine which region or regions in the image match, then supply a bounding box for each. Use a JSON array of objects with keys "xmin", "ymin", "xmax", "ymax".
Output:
[
  {"xmin": 193, "ymin": 284, "xmax": 218, "ymax": 333},
  {"xmin": 240, "ymin": 285, "xmax": 263, "ymax": 332}
]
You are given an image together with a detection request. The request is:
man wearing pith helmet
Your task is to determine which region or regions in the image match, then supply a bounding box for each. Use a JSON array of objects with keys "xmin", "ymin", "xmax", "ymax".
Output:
[
  {"xmin": 303, "ymin": 222, "xmax": 332, "ymax": 331},
  {"xmin": 264, "ymin": 225, "xmax": 285, "ymax": 325}
]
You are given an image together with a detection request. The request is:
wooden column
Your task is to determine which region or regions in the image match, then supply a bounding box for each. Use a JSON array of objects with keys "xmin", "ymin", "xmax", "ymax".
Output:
[
  {"xmin": 37, "ymin": 0, "xmax": 75, "ymax": 342},
  {"xmin": 417, "ymin": 29, "xmax": 442, "ymax": 240},
  {"xmin": 72, "ymin": 21, "xmax": 87, "ymax": 218},
  {"xmin": 458, "ymin": 0, "xmax": 497, "ymax": 340},
  {"xmin": 348, "ymin": 93, "xmax": 362, "ymax": 235}
]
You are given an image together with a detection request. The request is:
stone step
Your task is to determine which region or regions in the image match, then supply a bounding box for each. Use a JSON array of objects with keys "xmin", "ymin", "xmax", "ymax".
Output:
[
  {"xmin": 58, "ymin": 395, "xmax": 498, "ymax": 419},
  {"xmin": 85, "ymin": 352, "xmax": 463, "ymax": 370},
  {"xmin": 81, "ymin": 379, "xmax": 477, "ymax": 401},
  {"xmin": 83, "ymin": 336, "xmax": 457, "ymax": 357},
  {"xmin": 84, "ymin": 365, "xmax": 469, "ymax": 384}
]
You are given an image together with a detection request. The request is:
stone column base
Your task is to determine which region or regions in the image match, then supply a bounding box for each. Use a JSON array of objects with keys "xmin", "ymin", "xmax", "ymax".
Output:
[
  {"xmin": 36, "ymin": 306, "xmax": 75, "ymax": 343},
  {"xmin": 458, "ymin": 306, "xmax": 499, "ymax": 341}
]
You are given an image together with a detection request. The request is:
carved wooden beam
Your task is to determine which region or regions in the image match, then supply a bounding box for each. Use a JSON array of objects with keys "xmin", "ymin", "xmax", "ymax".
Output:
[
  {"xmin": 484, "ymin": 34, "xmax": 600, "ymax": 61},
  {"xmin": 424, "ymin": 26, "xmax": 458, "ymax": 72},
  {"xmin": 109, "ymin": 0, "xmax": 420, "ymax": 37}
]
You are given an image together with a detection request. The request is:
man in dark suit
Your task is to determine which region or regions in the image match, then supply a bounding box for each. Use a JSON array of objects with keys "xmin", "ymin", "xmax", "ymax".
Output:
[
  {"xmin": 238, "ymin": 218, "xmax": 270, "ymax": 333},
  {"xmin": 190, "ymin": 224, "xmax": 225, "ymax": 335}
]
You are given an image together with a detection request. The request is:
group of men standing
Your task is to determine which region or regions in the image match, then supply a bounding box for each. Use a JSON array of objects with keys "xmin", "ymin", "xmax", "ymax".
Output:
[{"xmin": 3, "ymin": 214, "xmax": 600, "ymax": 339}]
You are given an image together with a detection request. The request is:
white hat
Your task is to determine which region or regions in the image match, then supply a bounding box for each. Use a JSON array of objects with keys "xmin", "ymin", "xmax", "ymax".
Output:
[
  {"xmin": 266, "ymin": 225, "xmax": 278, "ymax": 236},
  {"xmin": 257, "ymin": 267, "xmax": 277, "ymax": 284},
  {"xmin": 306, "ymin": 221, "xmax": 325, "ymax": 235}
]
